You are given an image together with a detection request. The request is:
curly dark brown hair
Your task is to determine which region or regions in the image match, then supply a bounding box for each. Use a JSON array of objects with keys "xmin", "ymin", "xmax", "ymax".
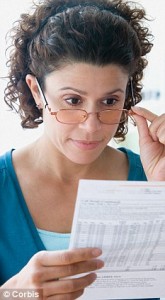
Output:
[{"xmin": 4, "ymin": 0, "xmax": 153, "ymax": 139}]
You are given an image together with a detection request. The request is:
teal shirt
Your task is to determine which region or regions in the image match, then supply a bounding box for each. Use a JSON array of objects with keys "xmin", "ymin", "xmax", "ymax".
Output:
[{"xmin": 0, "ymin": 147, "xmax": 154, "ymax": 299}]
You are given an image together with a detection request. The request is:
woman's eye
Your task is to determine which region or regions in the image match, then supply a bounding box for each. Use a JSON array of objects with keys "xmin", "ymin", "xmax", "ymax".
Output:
[
  {"xmin": 102, "ymin": 98, "xmax": 117, "ymax": 105},
  {"xmin": 65, "ymin": 98, "xmax": 81, "ymax": 105}
]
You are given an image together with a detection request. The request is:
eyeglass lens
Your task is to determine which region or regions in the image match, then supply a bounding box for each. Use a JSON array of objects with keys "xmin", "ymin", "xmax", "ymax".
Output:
[
  {"xmin": 55, "ymin": 109, "xmax": 128, "ymax": 124},
  {"xmin": 56, "ymin": 109, "xmax": 86, "ymax": 124},
  {"xmin": 98, "ymin": 109, "xmax": 127, "ymax": 124}
]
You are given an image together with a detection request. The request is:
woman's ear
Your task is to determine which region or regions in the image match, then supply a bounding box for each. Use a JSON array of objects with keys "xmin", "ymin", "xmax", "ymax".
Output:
[{"xmin": 26, "ymin": 74, "xmax": 43, "ymax": 108}]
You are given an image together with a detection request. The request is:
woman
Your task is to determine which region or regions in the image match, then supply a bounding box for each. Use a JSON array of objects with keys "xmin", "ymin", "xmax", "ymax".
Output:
[{"xmin": 0, "ymin": 0, "xmax": 164, "ymax": 298}]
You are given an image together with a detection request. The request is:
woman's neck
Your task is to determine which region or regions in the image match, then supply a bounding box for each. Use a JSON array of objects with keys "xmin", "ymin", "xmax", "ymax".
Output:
[
  {"xmin": 16, "ymin": 138, "xmax": 108, "ymax": 183},
  {"xmin": 13, "ymin": 136, "xmax": 128, "ymax": 183}
]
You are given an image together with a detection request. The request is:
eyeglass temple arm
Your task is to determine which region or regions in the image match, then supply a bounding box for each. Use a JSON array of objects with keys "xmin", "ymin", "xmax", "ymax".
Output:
[
  {"xmin": 128, "ymin": 110, "xmax": 136, "ymax": 126},
  {"xmin": 35, "ymin": 78, "xmax": 48, "ymax": 108},
  {"xmin": 130, "ymin": 77, "xmax": 136, "ymax": 106}
]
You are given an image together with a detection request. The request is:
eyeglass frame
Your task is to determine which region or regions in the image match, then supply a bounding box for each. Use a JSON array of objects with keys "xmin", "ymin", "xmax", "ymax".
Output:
[{"xmin": 35, "ymin": 78, "xmax": 135, "ymax": 125}]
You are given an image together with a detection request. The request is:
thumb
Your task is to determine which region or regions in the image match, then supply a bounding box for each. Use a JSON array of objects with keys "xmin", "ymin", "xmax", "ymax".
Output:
[{"xmin": 130, "ymin": 108, "xmax": 152, "ymax": 142}]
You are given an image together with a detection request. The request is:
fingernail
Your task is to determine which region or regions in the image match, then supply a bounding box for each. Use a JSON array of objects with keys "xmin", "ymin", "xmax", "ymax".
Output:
[
  {"xmin": 90, "ymin": 273, "xmax": 97, "ymax": 281},
  {"xmin": 97, "ymin": 260, "xmax": 104, "ymax": 269},
  {"xmin": 129, "ymin": 109, "xmax": 135, "ymax": 115},
  {"xmin": 131, "ymin": 106, "xmax": 141, "ymax": 111},
  {"xmin": 92, "ymin": 248, "xmax": 102, "ymax": 257}
]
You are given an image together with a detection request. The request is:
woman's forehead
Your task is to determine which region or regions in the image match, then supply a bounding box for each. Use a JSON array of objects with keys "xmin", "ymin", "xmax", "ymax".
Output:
[
  {"xmin": 44, "ymin": 62, "xmax": 129, "ymax": 94},
  {"xmin": 45, "ymin": 62, "xmax": 129, "ymax": 80}
]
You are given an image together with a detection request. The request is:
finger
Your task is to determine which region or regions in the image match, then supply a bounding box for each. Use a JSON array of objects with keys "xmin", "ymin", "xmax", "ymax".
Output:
[
  {"xmin": 131, "ymin": 113, "xmax": 153, "ymax": 143},
  {"xmin": 131, "ymin": 108, "xmax": 165, "ymax": 143},
  {"xmin": 149, "ymin": 113, "xmax": 165, "ymax": 143},
  {"xmin": 33, "ymin": 248, "xmax": 102, "ymax": 267},
  {"xmin": 47, "ymin": 289, "xmax": 84, "ymax": 300},
  {"xmin": 43, "ymin": 272, "xmax": 97, "ymax": 296},
  {"xmin": 131, "ymin": 106, "xmax": 158, "ymax": 122},
  {"xmin": 40, "ymin": 258, "xmax": 104, "ymax": 282}
]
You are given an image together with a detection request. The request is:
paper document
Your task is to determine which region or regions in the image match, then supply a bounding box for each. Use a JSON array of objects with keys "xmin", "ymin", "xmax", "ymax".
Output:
[{"xmin": 69, "ymin": 180, "xmax": 165, "ymax": 299}]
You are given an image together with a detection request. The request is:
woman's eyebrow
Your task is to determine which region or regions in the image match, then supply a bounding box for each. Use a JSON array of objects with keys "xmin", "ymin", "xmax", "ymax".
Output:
[
  {"xmin": 59, "ymin": 87, "xmax": 87, "ymax": 95},
  {"xmin": 102, "ymin": 88, "xmax": 125, "ymax": 95},
  {"xmin": 59, "ymin": 87, "xmax": 125, "ymax": 95}
]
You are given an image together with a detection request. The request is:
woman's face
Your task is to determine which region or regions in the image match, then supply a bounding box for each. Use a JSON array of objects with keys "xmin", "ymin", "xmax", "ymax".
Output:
[{"xmin": 40, "ymin": 63, "xmax": 129, "ymax": 164}]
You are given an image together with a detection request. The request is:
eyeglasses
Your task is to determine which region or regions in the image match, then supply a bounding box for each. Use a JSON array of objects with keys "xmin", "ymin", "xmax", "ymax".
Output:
[
  {"xmin": 47, "ymin": 107, "xmax": 129, "ymax": 124},
  {"xmin": 36, "ymin": 79, "xmax": 130, "ymax": 125}
]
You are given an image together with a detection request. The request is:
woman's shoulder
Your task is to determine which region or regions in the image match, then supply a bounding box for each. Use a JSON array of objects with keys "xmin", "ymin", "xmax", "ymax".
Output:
[
  {"xmin": 0, "ymin": 149, "xmax": 13, "ymax": 174},
  {"xmin": 118, "ymin": 147, "xmax": 140, "ymax": 159},
  {"xmin": 0, "ymin": 149, "xmax": 17, "ymax": 195},
  {"xmin": 117, "ymin": 147, "xmax": 147, "ymax": 181}
]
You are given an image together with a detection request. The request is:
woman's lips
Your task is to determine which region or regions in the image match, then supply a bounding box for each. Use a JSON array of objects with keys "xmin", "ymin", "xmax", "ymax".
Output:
[{"xmin": 72, "ymin": 140, "xmax": 101, "ymax": 150}]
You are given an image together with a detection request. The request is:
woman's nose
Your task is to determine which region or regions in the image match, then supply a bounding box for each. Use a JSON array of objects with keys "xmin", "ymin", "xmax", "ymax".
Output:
[{"xmin": 78, "ymin": 112, "xmax": 102, "ymax": 133}]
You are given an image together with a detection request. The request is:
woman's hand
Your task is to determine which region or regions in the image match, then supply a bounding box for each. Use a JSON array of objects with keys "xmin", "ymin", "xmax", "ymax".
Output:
[
  {"xmin": 131, "ymin": 106, "xmax": 165, "ymax": 181},
  {"xmin": 1, "ymin": 247, "xmax": 104, "ymax": 299}
]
